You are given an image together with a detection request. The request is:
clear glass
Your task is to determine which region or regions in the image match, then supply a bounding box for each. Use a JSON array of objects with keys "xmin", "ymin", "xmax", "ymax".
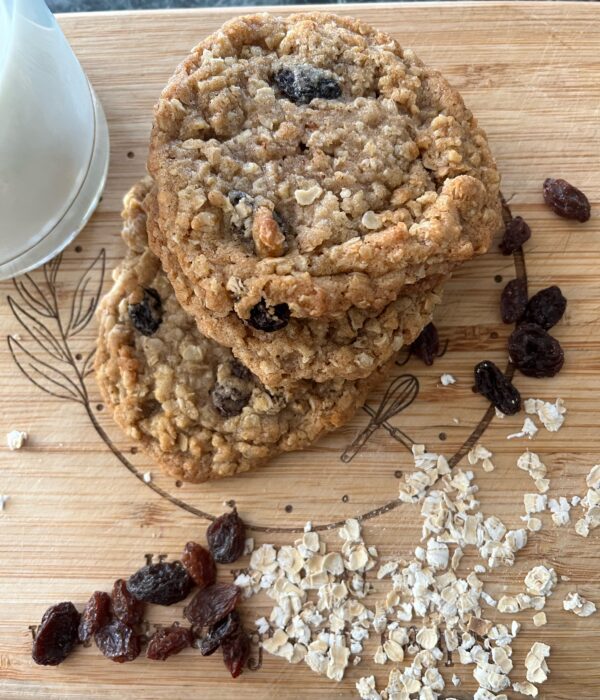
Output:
[{"xmin": 0, "ymin": 0, "xmax": 109, "ymax": 279}]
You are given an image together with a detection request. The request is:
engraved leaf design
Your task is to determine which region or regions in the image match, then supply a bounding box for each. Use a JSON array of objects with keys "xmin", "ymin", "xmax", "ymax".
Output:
[
  {"xmin": 45, "ymin": 253, "xmax": 62, "ymax": 289},
  {"xmin": 7, "ymin": 335, "xmax": 84, "ymax": 404},
  {"xmin": 82, "ymin": 347, "xmax": 96, "ymax": 378},
  {"xmin": 7, "ymin": 296, "xmax": 68, "ymax": 362},
  {"xmin": 12, "ymin": 274, "xmax": 57, "ymax": 318},
  {"xmin": 67, "ymin": 249, "xmax": 106, "ymax": 337}
]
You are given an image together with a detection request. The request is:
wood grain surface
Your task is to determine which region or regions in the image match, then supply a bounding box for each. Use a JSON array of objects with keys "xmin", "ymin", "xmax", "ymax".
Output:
[{"xmin": 1, "ymin": 2, "xmax": 599, "ymax": 698}]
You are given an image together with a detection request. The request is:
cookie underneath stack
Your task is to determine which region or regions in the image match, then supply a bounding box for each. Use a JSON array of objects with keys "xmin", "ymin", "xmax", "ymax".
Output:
[{"xmin": 95, "ymin": 12, "xmax": 501, "ymax": 482}]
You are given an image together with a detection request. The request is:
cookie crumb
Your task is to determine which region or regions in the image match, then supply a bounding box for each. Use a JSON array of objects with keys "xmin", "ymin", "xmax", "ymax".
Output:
[
  {"xmin": 142, "ymin": 472, "xmax": 152, "ymax": 484},
  {"xmin": 6, "ymin": 430, "xmax": 27, "ymax": 450}
]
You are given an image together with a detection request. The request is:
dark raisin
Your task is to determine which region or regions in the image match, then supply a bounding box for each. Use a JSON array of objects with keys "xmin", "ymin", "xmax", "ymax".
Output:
[
  {"xmin": 474, "ymin": 360, "xmax": 521, "ymax": 415},
  {"xmin": 184, "ymin": 583, "xmax": 241, "ymax": 628},
  {"xmin": 32, "ymin": 602, "xmax": 80, "ymax": 666},
  {"xmin": 199, "ymin": 611, "xmax": 241, "ymax": 656},
  {"xmin": 248, "ymin": 299, "xmax": 290, "ymax": 332},
  {"xmin": 522, "ymin": 286, "xmax": 567, "ymax": 330},
  {"xmin": 499, "ymin": 216, "xmax": 531, "ymax": 255},
  {"xmin": 95, "ymin": 620, "xmax": 141, "ymax": 663},
  {"xmin": 273, "ymin": 65, "xmax": 341, "ymax": 105},
  {"xmin": 230, "ymin": 360, "xmax": 252, "ymax": 380},
  {"xmin": 128, "ymin": 288, "xmax": 162, "ymax": 336},
  {"xmin": 181, "ymin": 542, "xmax": 216, "ymax": 589},
  {"xmin": 78, "ymin": 591, "xmax": 111, "ymax": 644},
  {"xmin": 111, "ymin": 578, "xmax": 144, "ymax": 626},
  {"xmin": 206, "ymin": 508, "xmax": 246, "ymax": 564},
  {"xmin": 211, "ymin": 383, "xmax": 252, "ymax": 418},
  {"xmin": 126, "ymin": 561, "xmax": 193, "ymax": 606},
  {"xmin": 228, "ymin": 190, "xmax": 251, "ymax": 207},
  {"xmin": 142, "ymin": 397, "xmax": 162, "ymax": 417},
  {"xmin": 508, "ymin": 323, "xmax": 564, "ymax": 378},
  {"xmin": 500, "ymin": 279, "xmax": 528, "ymax": 324},
  {"xmin": 222, "ymin": 627, "xmax": 250, "ymax": 678},
  {"xmin": 410, "ymin": 323, "xmax": 440, "ymax": 365},
  {"xmin": 146, "ymin": 625, "xmax": 193, "ymax": 661},
  {"xmin": 272, "ymin": 209, "xmax": 290, "ymax": 239},
  {"xmin": 543, "ymin": 178, "xmax": 590, "ymax": 222}
]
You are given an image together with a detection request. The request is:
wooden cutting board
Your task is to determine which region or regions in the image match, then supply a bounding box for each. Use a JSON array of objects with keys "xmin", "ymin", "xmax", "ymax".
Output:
[{"xmin": 1, "ymin": 2, "xmax": 599, "ymax": 698}]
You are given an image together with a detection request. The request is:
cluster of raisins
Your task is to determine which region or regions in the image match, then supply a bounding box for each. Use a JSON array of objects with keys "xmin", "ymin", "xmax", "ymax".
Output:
[
  {"xmin": 32, "ymin": 508, "xmax": 250, "ymax": 677},
  {"xmin": 473, "ymin": 178, "xmax": 589, "ymax": 413}
]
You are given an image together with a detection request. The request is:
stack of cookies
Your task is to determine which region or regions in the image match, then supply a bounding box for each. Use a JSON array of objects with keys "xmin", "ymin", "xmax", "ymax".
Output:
[{"xmin": 95, "ymin": 12, "xmax": 502, "ymax": 483}]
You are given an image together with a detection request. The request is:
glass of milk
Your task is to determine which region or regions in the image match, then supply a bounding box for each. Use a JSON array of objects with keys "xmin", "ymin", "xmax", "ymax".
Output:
[{"xmin": 0, "ymin": 0, "xmax": 109, "ymax": 279}]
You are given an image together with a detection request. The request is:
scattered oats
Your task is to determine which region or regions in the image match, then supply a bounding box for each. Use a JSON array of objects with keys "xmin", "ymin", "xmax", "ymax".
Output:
[
  {"xmin": 415, "ymin": 626, "xmax": 438, "ymax": 650},
  {"xmin": 513, "ymin": 681, "xmax": 539, "ymax": 697},
  {"xmin": 453, "ymin": 417, "xmax": 461, "ymax": 424},
  {"xmin": 525, "ymin": 398, "xmax": 566, "ymax": 432},
  {"xmin": 481, "ymin": 591, "xmax": 498, "ymax": 608},
  {"xmin": 473, "ymin": 660, "xmax": 511, "ymax": 693},
  {"xmin": 571, "ymin": 495, "xmax": 581, "ymax": 507},
  {"xmin": 563, "ymin": 591, "xmax": 596, "ymax": 617},
  {"xmin": 377, "ymin": 561, "xmax": 398, "ymax": 579},
  {"xmin": 468, "ymin": 616, "xmax": 493, "ymax": 637},
  {"xmin": 524, "ymin": 565, "xmax": 556, "ymax": 597},
  {"xmin": 524, "ymin": 641, "xmax": 551, "ymax": 685},
  {"xmin": 383, "ymin": 638, "xmax": 404, "ymax": 663},
  {"xmin": 574, "ymin": 465, "xmax": 600, "ymax": 537},
  {"xmin": 304, "ymin": 521, "xmax": 313, "ymax": 532},
  {"xmin": 0, "ymin": 495, "xmax": 9, "ymax": 511},
  {"xmin": 142, "ymin": 471, "xmax": 152, "ymax": 483},
  {"xmin": 468, "ymin": 444, "xmax": 493, "ymax": 465},
  {"xmin": 507, "ymin": 418, "xmax": 538, "ymax": 440},
  {"xmin": 356, "ymin": 676, "xmax": 381, "ymax": 700},
  {"xmin": 440, "ymin": 373, "xmax": 456, "ymax": 386},
  {"xmin": 452, "ymin": 674, "xmax": 461, "ymax": 686},
  {"xmin": 243, "ymin": 538, "xmax": 255, "ymax": 555},
  {"xmin": 373, "ymin": 645, "xmax": 387, "ymax": 665},
  {"xmin": 524, "ymin": 493, "xmax": 547, "ymax": 514},
  {"xmin": 560, "ymin": 575, "xmax": 570, "ymax": 582},
  {"xmin": 6, "ymin": 429, "xmax": 27, "ymax": 450},
  {"xmin": 517, "ymin": 451, "xmax": 548, "ymax": 492},
  {"xmin": 548, "ymin": 497, "xmax": 571, "ymax": 526},
  {"xmin": 474, "ymin": 690, "xmax": 508, "ymax": 700},
  {"xmin": 526, "ymin": 517, "xmax": 543, "ymax": 532},
  {"xmin": 255, "ymin": 617, "xmax": 269, "ymax": 635},
  {"xmin": 497, "ymin": 596, "xmax": 520, "ymax": 614},
  {"xmin": 495, "ymin": 407, "xmax": 506, "ymax": 419},
  {"xmin": 532, "ymin": 612, "xmax": 547, "ymax": 627},
  {"xmin": 426, "ymin": 539, "xmax": 449, "ymax": 570},
  {"xmin": 482, "ymin": 458, "xmax": 495, "ymax": 472}
]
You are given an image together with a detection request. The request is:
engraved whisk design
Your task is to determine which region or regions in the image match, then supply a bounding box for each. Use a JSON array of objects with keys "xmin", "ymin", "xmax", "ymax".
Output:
[{"xmin": 341, "ymin": 374, "xmax": 419, "ymax": 463}]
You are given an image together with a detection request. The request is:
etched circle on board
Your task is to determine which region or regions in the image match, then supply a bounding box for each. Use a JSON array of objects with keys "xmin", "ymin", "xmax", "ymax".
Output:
[{"xmin": 6, "ymin": 228, "xmax": 523, "ymax": 533}]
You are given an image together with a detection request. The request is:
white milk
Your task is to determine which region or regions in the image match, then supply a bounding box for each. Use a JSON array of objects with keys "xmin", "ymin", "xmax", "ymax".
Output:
[{"xmin": 0, "ymin": 0, "xmax": 109, "ymax": 279}]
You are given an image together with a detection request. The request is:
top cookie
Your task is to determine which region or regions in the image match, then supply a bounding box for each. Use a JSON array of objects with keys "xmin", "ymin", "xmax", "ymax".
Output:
[{"xmin": 148, "ymin": 12, "xmax": 501, "ymax": 326}]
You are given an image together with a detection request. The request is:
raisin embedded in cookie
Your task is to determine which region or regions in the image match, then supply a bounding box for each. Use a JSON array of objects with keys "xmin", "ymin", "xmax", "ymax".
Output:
[
  {"xmin": 148, "ymin": 12, "xmax": 501, "ymax": 328},
  {"xmin": 94, "ymin": 178, "xmax": 385, "ymax": 483}
]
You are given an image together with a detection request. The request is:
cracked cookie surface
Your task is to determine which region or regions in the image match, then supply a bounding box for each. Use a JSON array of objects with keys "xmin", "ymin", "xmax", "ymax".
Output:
[
  {"xmin": 148, "ymin": 11, "xmax": 500, "ymax": 334},
  {"xmin": 95, "ymin": 178, "xmax": 384, "ymax": 483}
]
